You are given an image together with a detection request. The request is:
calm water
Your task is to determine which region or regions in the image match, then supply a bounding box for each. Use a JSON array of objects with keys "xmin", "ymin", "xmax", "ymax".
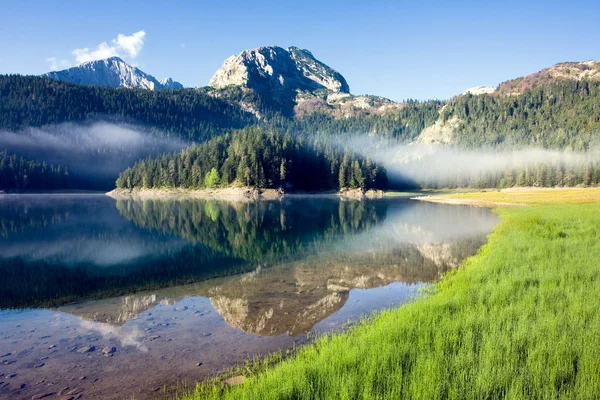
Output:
[{"xmin": 0, "ymin": 194, "xmax": 498, "ymax": 399}]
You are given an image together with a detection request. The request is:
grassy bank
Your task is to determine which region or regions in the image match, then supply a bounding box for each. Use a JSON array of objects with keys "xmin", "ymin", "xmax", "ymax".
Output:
[{"xmin": 185, "ymin": 189, "xmax": 600, "ymax": 399}]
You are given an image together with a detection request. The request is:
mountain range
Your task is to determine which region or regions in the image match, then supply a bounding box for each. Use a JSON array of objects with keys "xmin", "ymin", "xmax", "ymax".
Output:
[
  {"xmin": 1, "ymin": 46, "xmax": 598, "ymax": 190},
  {"xmin": 41, "ymin": 47, "xmax": 600, "ymax": 121}
]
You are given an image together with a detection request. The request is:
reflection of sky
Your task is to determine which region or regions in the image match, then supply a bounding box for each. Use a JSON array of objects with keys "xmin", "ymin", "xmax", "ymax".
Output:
[
  {"xmin": 0, "ymin": 195, "xmax": 190, "ymax": 266},
  {"xmin": 312, "ymin": 282, "xmax": 423, "ymax": 334},
  {"xmin": 323, "ymin": 200, "xmax": 499, "ymax": 255}
]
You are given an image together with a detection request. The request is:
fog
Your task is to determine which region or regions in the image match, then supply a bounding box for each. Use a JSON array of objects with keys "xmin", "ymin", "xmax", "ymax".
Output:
[
  {"xmin": 342, "ymin": 136, "xmax": 594, "ymax": 188},
  {"xmin": 0, "ymin": 122, "xmax": 188, "ymax": 189}
]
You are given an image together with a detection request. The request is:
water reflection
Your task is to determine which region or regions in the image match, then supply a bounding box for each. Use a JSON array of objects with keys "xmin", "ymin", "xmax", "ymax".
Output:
[{"xmin": 0, "ymin": 195, "xmax": 498, "ymax": 400}]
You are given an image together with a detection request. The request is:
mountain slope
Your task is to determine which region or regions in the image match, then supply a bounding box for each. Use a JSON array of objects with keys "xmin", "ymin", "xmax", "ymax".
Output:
[
  {"xmin": 416, "ymin": 79, "xmax": 600, "ymax": 149},
  {"xmin": 208, "ymin": 45, "xmax": 408, "ymax": 118},
  {"xmin": 44, "ymin": 57, "xmax": 183, "ymax": 90},
  {"xmin": 495, "ymin": 60, "xmax": 600, "ymax": 96}
]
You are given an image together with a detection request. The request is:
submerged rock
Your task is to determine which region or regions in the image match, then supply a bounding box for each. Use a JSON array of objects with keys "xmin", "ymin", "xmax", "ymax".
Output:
[{"xmin": 76, "ymin": 345, "xmax": 95, "ymax": 353}]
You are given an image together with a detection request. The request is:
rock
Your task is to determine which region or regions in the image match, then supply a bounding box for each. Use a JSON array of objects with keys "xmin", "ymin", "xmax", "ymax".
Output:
[
  {"xmin": 463, "ymin": 85, "xmax": 495, "ymax": 96},
  {"xmin": 174, "ymin": 305, "xmax": 188, "ymax": 311},
  {"xmin": 6, "ymin": 373, "xmax": 17, "ymax": 378},
  {"xmin": 149, "ymin": 335, "xmax": 160, "ymax": 341},
  {"xmin": 223, "ymin": 375, "xmax": 245, "ymax": 387},
  {"xmin": 78, "ymin": 376, "xmax": 86, "ymax": 381},
  {"xmin": 0, "ymin": 352, "xmax": 11, "ymax": 357},
  {"xmin": 60, "ymin": 396, "xmax": 75, "ymax": 400},
  {"xmin": 202, "ymin": 332, "xmax": 211, "ymax": 337},
  {"xmin": 209, "ymin": 46, "xmax": 349, "ymax": 95},
  {"xmin": 33, "ymin": 363, "xmax": 45, "ymax": 368},
  {"xmin": 65, "ymin": 388, "xmax": 83, "ymax": 396},
  {"xmin": 76, "ymin": 345, "xmax": 95, "ymax": 353},
  {"xmin": 47, "ymin": 345, "xmax": 56, "ymax": 349},
  {"xmin": 101, "ymin": 347, "xmax": 116, "ymax": 356},
  {"xmin": 196, "ymin": 362, "xmax": 203, "ymax": 367},
  {"xmin": 31, "ymin": 393, "xmax": 54, "ymax": 400},
  {"xmin": 57, "ymin": 387, "xmax": 70, "ymax": 396}
]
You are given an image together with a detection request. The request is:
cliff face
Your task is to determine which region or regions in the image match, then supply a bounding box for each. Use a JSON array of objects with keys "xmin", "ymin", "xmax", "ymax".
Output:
[{"xmin": 209, "ymin": 46, "xmax": 350, "ymax": 95}]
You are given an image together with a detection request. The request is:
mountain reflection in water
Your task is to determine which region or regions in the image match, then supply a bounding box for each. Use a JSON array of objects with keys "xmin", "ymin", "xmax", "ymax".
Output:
[
  {"xmin": 0, "ymin": 195, "xmax": 498, "ymax": 400},
  {"xmin": 1, "ymin": 196, "xmax": 500, "ymax": 335}
]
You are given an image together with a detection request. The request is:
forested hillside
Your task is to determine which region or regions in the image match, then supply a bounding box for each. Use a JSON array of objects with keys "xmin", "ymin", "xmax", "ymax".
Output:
[
  {"xmin": 444, "ymin": 80, "xmax": 600, "ymax": 149},
  {"xmin": 116, "ymin": 128, "xmax": 388, "ymax": 191},
  {"xmin": 278, "ymin": 100, "xmax": 442, "ymax": 141},
  {"xmin": 0, "ymin": 75, "xmax": 256, "ymax": 141}
]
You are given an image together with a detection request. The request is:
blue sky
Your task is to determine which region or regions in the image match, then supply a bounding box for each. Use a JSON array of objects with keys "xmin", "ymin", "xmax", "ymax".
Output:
[{"xmin": 1, "ymin": 0, "xmax": 598, "ymax": 101}]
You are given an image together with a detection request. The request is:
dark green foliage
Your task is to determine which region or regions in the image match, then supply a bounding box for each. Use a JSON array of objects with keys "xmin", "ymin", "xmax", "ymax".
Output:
[
  {"xmin": 446, "ymin": 80, "xmax": 600, "ymax": 149},
  {"xmin": 417, "ymin": 158, "xmax": 600, "ymax": 190},
  {"xmin": 116, "ymin": 198, "xmax": 386, "ymax": 264},
  {"xmin": 0, "ymin": 151, "xmax": 69, "ymax": 190},
  {"xmin": 116, "ymin": 128, "xmax": 388, "ymax": 191},
  {"xmin": 275, "ymin": 100, "xmax": 443, "ymax": 142},
  {"xmin": 0, "ymin": 75, "xmax": 256, "ymax": 141}
]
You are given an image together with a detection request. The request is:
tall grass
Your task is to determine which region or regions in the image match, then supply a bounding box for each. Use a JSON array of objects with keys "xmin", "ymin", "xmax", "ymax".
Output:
[{"xmin": 185, "ymin": 201, "xmax": 600, "ymax": 399}]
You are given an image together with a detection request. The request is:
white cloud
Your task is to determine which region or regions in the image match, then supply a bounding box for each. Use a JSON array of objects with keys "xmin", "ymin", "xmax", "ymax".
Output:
[
  {"xmin": 113, "ymin": 31, "xmax": 146, "ymax": 58},
  {"xmin": 72, "ymin": 30, "xmax": 146, "ymax": 64}
]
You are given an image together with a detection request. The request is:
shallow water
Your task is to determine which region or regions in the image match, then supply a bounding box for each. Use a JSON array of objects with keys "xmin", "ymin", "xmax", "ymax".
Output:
[{"xmin": 0, "ymin": 194, "xmax": 498, "ymax": 399}]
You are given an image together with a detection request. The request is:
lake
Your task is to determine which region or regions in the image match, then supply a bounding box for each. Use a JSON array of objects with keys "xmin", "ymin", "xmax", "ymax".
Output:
[{"xmin": 0, "ymin": 194, "xmax": 498, "ymax": 399}]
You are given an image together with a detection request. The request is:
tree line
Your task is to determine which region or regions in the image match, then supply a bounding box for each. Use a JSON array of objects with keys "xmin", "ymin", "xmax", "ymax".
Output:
[
  {"xmin": 416, "ymin": 158, "xmax": 600, "ymax": 189},
  {"xmin": 116, "ymin": 128, "xmax": 388, "ymax": 191},
  {"xmin": 0, "ymin": 150, "xmax": 69, "ymax": 190}
]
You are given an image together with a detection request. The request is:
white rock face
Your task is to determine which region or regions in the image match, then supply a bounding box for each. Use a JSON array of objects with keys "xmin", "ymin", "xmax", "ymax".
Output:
[
  {"xmin": 209, "ymin": 46, "xmax": 350, "ymax": 94},
  {"xmin": 44, "ymin": 57, "xmax": 183, "ymax": 90},
  {"xmin": 463, "ymin": 85, "xmax": 496, "ymax": 95}
]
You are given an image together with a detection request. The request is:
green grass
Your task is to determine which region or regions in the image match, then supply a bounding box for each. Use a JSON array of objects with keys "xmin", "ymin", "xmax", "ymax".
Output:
[{"xmin": 184, "ymin": 200, "xmax": 600, "ymax": 399}]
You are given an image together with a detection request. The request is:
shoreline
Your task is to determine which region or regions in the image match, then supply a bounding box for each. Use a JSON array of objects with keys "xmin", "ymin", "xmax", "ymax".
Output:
[
  {"xmin": 411, "ymin": 195, "xmax": 525, "ymax": 208},
  {"xmin": 182, "ymin": 190, "xmax": 600, "ymax": 399},
  {"xmin": 106, "ymin": 187, "xmax": 386, "ymax": 201}
]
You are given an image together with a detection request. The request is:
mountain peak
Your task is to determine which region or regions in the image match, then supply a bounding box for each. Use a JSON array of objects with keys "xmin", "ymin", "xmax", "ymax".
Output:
[
  {"xmin": 43, "ymin": 57, "xmax": 183, "ymax": 90},
  {"xmin": 209, "ymin": 45, "xmax": 350, "ymax": 94}
]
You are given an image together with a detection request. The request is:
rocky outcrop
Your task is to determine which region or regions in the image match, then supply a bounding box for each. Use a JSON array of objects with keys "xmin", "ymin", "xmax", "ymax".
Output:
[
  {"xmin": 463, "ymin": 86, "xmax": 495, "ymax": 95},
  {"xmin": 415, "ymin": 111, "xmax": 461, "ymax": 145},
  {"xmin": 209, "ymin": 46, "xmax": 349, "ymax": 95},
  {"xmin": 44, "ymin": 57, "xmax": 183, "ymax": 90},
  {"xmin": 294, "ymin": 91, "xmax": 406, "ymax": 118}
]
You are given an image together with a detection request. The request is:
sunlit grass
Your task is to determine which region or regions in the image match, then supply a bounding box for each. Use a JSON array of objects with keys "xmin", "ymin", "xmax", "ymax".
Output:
[
  {"xmin": 183, "ymin": 190, "xmax": 600, "ymax": 399},
  {"xmin": 436, "ymin": 187, "xmax": 600, "ymax": 205}
]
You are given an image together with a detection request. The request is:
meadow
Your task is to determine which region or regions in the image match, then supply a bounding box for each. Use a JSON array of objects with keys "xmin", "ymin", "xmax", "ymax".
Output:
[{"xmin": 184, "ymin": 189, "xmax": 600, "ymax": 399}]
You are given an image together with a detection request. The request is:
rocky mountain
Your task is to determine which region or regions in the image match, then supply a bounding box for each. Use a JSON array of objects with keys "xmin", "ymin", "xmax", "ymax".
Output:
[
  {"xmin": 44, "ymin": 57, "xmax": 183, "ymax": 90},
  {"xmin": 208, "ymin": 45, "xmax": 408, "ymax": 117},
  {"xmin": 209, "ymin": 45, "xmax": 349, "ymax": 94}
]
